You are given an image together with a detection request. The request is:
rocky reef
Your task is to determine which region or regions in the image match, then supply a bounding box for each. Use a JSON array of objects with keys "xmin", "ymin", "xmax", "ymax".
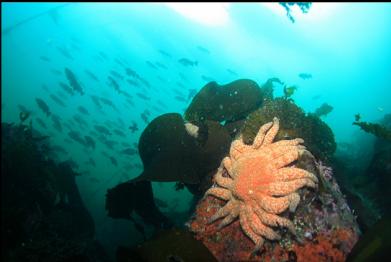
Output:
[
  {"xmin": 107, "ymin": 78, "xmax": 364, "ymax": 261},
  {"xmin": 188, "ymin": 144, "xmax": 359, "ymax": 261},
  {"xmin": 184, "ymin": 79, "xmax": 263, "ymax": 123},
  {"xmin": 116, "ymin": 228, "xmax": 217, "ymax": 262},
  {"xmin": 241, "ymin": 98, "xmax": 337, "ymax": 161},
  {"xmin": 1, "ymin": 122, "xmax": 108, "ymax": 262}
]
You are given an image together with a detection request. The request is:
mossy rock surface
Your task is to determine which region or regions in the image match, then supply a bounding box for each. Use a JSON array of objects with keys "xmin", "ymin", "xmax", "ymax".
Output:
[
  {"xmin": 241, "ymin": 98, "xmax": 336, "ymax": 161},
  {"xmin": 184, "ymin": 79, "xmax": 263, "ymax": 123},
  {"xmin": 130, "ymin": 228, "xmax": 217, "ymax": 262}
]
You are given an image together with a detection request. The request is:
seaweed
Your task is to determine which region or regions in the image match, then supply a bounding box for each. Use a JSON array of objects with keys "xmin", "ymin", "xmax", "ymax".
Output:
[
  {"xmin": 353, "ymin": 116, "xmax": 391, "ymax": 142},
  {"xmin": 279, "ymin": 2, "xmax": 312, "ymax": 23}
]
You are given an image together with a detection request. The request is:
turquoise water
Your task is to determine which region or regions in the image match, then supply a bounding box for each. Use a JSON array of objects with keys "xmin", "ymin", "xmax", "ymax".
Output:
[{"xmin": 2, "ymin": 2, "xmax": 391, "ymax": 259}]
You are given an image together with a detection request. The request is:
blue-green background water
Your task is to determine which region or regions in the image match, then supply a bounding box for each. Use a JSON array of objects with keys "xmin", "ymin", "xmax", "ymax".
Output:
[{"xmin": 2, "ymin": 2, "xmax": 391, "ymax": 258}]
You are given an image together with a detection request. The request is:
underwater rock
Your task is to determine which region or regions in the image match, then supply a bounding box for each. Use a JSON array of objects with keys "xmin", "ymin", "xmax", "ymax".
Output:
[
  {"xmin": 188, "ymin": 132, "xmax": 359, "ymax": 261},
  {"xmin": 105, "ymin": 180, "xmax": 173, "ymax": 229},
  {"xmin": 241, "ymin": 98, "xmax": 336, "ymax": 161},
  {"xmin": 346, "ymin": 215, "xmax": 391, "ymax": 262},
  {"xmin": 106, "ymin": 113, "xmax": 231, "ymax": 229},
  {"xmin": 1, "ymin": 121, "xmax": 108, "ymax": 261},
  {"xmin": 361, "ymin": 114, "xmax": 391, "ymax": 216},
  {"xmin": 116, "ymin": 228, "xmax": 217, "ymax": 262},
  {"xmin": 184, "ymin": 79, "xmax": 263, "ymax": 123},
  {"xmin": 135, "ymin": 113, "xmax": 231, "ymax": 184}
]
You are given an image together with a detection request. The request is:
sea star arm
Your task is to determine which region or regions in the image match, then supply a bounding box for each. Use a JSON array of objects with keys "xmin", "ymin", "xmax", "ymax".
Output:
[
  {"xmin": 257, "ymin": 193, "xmax": 301, "ymax": 213},
  {"xmin": 262, "ymin": 117, "xmax": 280, "ymax": 146},
  {"xmin": 239, "ymin": 208, "xmax": 264, "ymax": 250},
  {"xmin": 217, "ymin": 202, "xmax": 240, "ymax": 229},
  {"xmin": 272, "ymin": 148, "xmax": 302, "ymax": 169},
  {"xmin": 252, "ymin": 204, "xmax": 296, "ymax": 234},
  {"xmin": 222, "ymin": 157, "xmax": 234, "ymax": 177},
  {"xmin": 214, "ymin": 167, "xmax": 234, "ymax": 189},
  {"xmin": 261, "ymin": 145, "xmax": 305, "ymax": 161},
  {"xmin": 269, "ymin": 138, "xmax": 304, "ymax": 148},
  {"xmin": 256, "ymin": 194, "xmax": 292, "ymax": 214},
  {"xmin": 205, "ymin": 187, "xmax": 232, "ymax": 201},
  {"xmin": 287, "ymin": 192, "xmax": 301, "ymax": 212},
  {"xmin": 252, "ymin": 121, "xmax": 273, "ymax": 149},
  {"xmin": 247, "ymin": 206, "xmax": 281, "ymax": 241},
  {"xmin": 273, "ymin": 167, "xmax": 318, "ymax": 183},
  {"xmin": 266, "ymin": 178, "xmax": 317, "ymax": 196},
  {"xmin": 208, "ymin": 200, "xmax": 237, "ymax": 223}
]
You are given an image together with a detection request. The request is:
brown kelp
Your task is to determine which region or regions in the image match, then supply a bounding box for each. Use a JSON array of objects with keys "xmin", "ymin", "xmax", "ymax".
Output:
[{"xmin": 353, "ymin": 115, "xmax": 391, "ymax": 142}]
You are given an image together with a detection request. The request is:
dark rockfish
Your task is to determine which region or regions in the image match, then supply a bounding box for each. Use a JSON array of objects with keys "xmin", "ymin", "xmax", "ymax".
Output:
[
  {"xmin": 120, "ymin": 148, "xmax": 138, "ymax": 155},
  {"xmin": 158, "ymin": 49, "xmax": 171, "ymax": 58},
  {"xmin": 176, "ymin": 82, "xmax": 186, "ymax": 89},
  {"xmin": 40, "ymin": 56, "xmax": 51, "ymax": 62},
  {"xmin": 51, "ymin": 145, "xmax": 67, "ymax": 155},
  {"xmin": 155, "ymin": 62, "xmax": 167, "ymax": 69},
  {"xmin": 64, "ymin": 68, "xmax": 84, "ymax": 95},
  {"xmin": 100, "ymin": 97, "xmax": 119, "ymax": 112},
  {"xmin": 59, "ymin": 82, "xmax": 74, "ymax": 96},
  {"xmin": 202, "ymin": 75, "xmax": 214, "ymax": 82},
  {"xmin": 98, "ymin": 51, "xmax": 108, "ymax": 60},
  {"xmin": 51, "ymin": 69, "xmax": 62, "ymax": 76},
  {"xmin": 121, "ymin": 90, "xmax": 132, "ymax": 99},
  {"xmin": 100, "ymin": 137, "xmax": 117, "ymax": 150},
  {"xmin": 94, "ymin": 125, "xmax": 111, "ymax": 136},
  {"xmin": 68, "ymin": 130, "xmax": 87, "ymax": 146},
  {"xmin": 139, "ymin": 77, "xmax": 151, "ymax": 88},
  {"xmin": 146, "ymin": 61, "xmax": 157, "ymax": 70},
  {"xmin": 109, "ymin": 156, "xmax": 118, "ymax": 166},
  {"xmin": 73, "ymin": 114, "xmax": 89, "ymax": 129},
  {"xmin": 175, "ymin": 95, "xmax": 187, "ymax": 103},
  {"xmin": 50, "ymin": 94, "xmax": 66, "ymax": 107},
  {"xmin": 51, "ymin": 114, "xmax": 62, "ymax": 132},
  {"xmin": 84, "ymin": 135, "xmax": 96, "ymax": 150},
  {"xmin": 298, "ymin": 72, "xmax": 312, "ymax": 80},
  {"xmin": 78, "ymin": 106, "xmax": 89, "ymax": 115},
  {"xmin": 154, "ymin": 198, "xmax": 169, "ymax": 208},
  {"xmin": 178, "ymin": 58, "xmax": 198, "ymax": 67},
  {"xmin": 114, "ymin": 58, "xmax": 126, "ymax": 67},
  {"xmin": 36, "ymin": 117, "xmax": 47, "ymax": 128},
  {"xmin": 187, "ymin": 88, "xmax": 197, "ymax": 102},
  {"xmin": 35, "ymin": 98, "xmax": 51, "ymax": 117},
  {"xmin": 314, "ymin": 103, "xmax": 333, "ymax": 117},
  {"xmin": 136, "ymin": 93, "xmax": 150, "ymax": 101},
  {"xmin": 85, "ymin": 69, "xmax": 99, "ymax": 82},
  {"xmin": 90, "ymin": 95, "xmax": 102, "ymax": 109},
  {"xmin": 108, "ymin": 76, "xmax": 122, "ymax": 93},
  {"xmin": 113, "ymin": 129, "xmax": 126, "ymax": 137},
  {"xmin": 127, "ymin": 79, "xmax": 140, "ymax": 87},
  {"xmin": 110, "ymin": 70, "xmax": 124, "ymax": 80},
  {"xmin": 41, "ymin": 84, "xmax": 50, "ymax": 93},
  {"xmin": 179, "ymin": 73, "xmax": 188, "ymax": 82},
  {"xmin": 227, "ymin": 68, "xmax": 238, "ymax": 76},
  {"xmin": 86, "ymin": 157, "xmax": 96, "ymax": 167},
  {"xmin": 125, "ymin": 67, "xmax": 141, "ymax": 79},
  {"xmin": 89, "ymin": 177, "xmax": 100, "ymax": 183},
  {"xmin": 141, "ymin": 112, "xmax": 149, "ymax": 124},
  {"xmin": 197, "ymin": 45, "xmax": 210, "ymax": 54},
  {"xmin": 128, "ymin": 121, "xmax": 138, "ymax": 133},
  {"xmin": 57, "ymin": 46, "xmax": 73, "ymax": 60}
]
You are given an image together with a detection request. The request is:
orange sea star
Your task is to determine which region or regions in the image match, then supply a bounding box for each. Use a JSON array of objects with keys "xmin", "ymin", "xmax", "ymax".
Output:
[{"xmin": 205, "ymin": 117, "xmax": 318, "ymax": 252}]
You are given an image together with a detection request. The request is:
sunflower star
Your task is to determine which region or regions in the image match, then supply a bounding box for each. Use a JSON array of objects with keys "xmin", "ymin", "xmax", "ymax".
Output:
[{"xmin": 205, "ymin": 117, "xmax": 318, "ymax": 252}]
